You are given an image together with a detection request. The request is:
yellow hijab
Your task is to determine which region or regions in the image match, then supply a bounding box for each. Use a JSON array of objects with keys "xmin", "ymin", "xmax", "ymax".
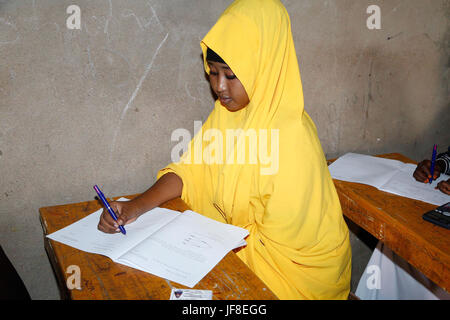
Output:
[{"xmin": 157, "ymin": 0, "xmax": 351, "ymax": 299}]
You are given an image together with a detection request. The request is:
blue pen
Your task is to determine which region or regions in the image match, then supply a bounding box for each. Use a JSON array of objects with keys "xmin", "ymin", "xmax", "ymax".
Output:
[
  {"xmin": 429, "ymin": 144, "xmax": 437, "ymax": 184},
  {"xmin": 93, "ymin": 185, "xmax": 126, "ymax": 235}
]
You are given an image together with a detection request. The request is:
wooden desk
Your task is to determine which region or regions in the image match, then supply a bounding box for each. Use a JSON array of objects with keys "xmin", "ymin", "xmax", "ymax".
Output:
[
  {"xmin": 40, "ymin": 196, "xmax": 277, "ymax": 300},
  {"xmin": 330, "ymin": 153, "xmax": 450, "ymax": 293}
]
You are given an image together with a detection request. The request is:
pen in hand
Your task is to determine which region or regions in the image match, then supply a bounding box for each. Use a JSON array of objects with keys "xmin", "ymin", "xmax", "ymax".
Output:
[
  {"xmin": 429, "ymin": 144, "xmax": 437, "ymax": 184},
  {"xmin": 93, "ymin": 185, "xmax": 126, "ymax": 235}
]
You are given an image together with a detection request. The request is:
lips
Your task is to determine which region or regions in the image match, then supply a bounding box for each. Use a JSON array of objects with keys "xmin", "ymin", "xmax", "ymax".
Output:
[{"xmin": 219, "ymin": 96, "xmax": 232, "ymax": 105}]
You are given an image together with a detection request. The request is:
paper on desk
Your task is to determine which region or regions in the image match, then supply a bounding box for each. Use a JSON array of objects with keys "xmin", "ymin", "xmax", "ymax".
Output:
[
  {"xmin": 379, "ymin": 164, "xmax": 450, "ymax": 206},
  {"xmin": 47, "ymin": 198, "xmax": 249, "ymax": 288},
  {"xmin": 118, "ymin": 210, "xmax": 248, "ymax": 287},
  {"xmin": 329, "ymin": 153, "xmax": 450, "ymax": 206},
  {"xmin": 46, "ymin": 198, "xmax": 181, "ymax": 261}
]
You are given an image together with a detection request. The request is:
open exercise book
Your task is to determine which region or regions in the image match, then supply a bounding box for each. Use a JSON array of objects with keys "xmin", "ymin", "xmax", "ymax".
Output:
[
  {"xmin": 328, "ymin": 153, "xmax": 450, "ymax": 206},
  {"xmin": 47, "ymin": 198, "xmax": 249, "ymax": 288}
]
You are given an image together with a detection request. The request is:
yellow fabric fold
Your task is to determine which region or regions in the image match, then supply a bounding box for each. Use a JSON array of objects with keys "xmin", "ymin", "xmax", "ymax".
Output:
[{"xmin": 157, "ymin": 0, "xmax": 351, "ymax": 299}]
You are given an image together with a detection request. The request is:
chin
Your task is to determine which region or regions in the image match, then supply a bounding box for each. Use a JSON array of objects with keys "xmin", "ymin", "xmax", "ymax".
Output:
[
  {"xmin": 222, "ymin": 103, "xmax": 246, "ymax": 112},
  {"xmin": 225, "ymin": 106, "xmax": 239, "ymax": 112}
]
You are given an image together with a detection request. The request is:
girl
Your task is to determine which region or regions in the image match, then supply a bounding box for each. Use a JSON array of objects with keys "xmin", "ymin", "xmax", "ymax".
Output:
[{"xmin": 98, "ymin": 0, "xmax": 351, "ymax": 300}]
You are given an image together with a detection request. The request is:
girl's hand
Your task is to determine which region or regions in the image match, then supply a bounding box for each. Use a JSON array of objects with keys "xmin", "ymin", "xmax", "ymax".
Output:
[
  {"xmin": 97, "ymin": 200, "xmax": 142, "ymax": 234},
  {"xmin": 413, "ymin": 160, "xmax": 441, "ymax": 183},
  {"xmin": 436, "ymin": 179, "xmax": 450, "ymax": 195},
  {"xmin": 96, "ymin": 172, "xmax": 183, "ymax": 234}
]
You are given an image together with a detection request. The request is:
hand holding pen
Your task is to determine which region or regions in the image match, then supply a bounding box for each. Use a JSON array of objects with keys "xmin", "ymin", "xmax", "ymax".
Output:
[
  {"xmin": 94, "ymin": 185, "xmax": 126, "ymax": 235},
  {"xmin": 95, "ymin": 186, "xmax": 145, "ymax": 234},
  {"xmin": 413, "ymin": 145, "xmax": 442, "ymax": 184}
]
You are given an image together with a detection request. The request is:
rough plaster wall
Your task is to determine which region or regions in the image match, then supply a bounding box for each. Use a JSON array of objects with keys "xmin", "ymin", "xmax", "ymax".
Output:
[
  {"xmin": 0, "ymin": 0, "xmax": 448, "ymax": 299},
  {"xmin": 287, "ymin": 0, "xmax": 450, "ymax": 159}
]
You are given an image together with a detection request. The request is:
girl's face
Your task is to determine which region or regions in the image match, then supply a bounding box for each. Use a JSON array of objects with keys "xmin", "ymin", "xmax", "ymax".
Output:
[{"xmin": 207, "ymin": 60, "xmax": 250, "ymax": 112}]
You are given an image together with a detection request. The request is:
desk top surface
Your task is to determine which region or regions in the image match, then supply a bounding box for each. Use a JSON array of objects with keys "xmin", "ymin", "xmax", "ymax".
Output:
[
  {"xmin": 331, "ymin": 153, "xmax": 450, "ymax": 292},
  {"xmin": 40, "ymin": 197, "xmax": 277, "ymax": 300}
]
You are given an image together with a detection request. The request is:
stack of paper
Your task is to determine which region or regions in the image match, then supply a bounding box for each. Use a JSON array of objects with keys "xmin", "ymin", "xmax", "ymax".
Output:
[
  {"xmin": 328, "ymin": 153, "xmax": 450, "ymax": 206},
  {"xmin": 47, "ymin": 198, "xmax": 249, "ymax": 288}
]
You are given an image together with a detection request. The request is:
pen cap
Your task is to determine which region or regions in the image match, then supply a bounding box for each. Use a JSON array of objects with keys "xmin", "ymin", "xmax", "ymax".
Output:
[
  {"xmin": 93, "ymin": 185, "xmax": 101, "ymax": 194},
  {"xmin": 93, "ymin": 185, "xmax": 110, "ymax": 207}
]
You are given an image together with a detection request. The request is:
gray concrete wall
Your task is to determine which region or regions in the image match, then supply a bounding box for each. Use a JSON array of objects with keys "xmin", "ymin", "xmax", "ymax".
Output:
[{"xmin": 0, "ymin": 0, "xmax": 448, "ymax": 299}]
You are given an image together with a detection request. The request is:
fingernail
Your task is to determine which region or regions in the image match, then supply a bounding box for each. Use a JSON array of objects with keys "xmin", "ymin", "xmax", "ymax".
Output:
[{"xmin": 114, "ymin": 223, "xmax": 118, "ymax": 227}]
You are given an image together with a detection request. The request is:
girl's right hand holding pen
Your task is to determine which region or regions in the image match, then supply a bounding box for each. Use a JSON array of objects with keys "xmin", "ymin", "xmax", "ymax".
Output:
[
  {"xmin": 97, "ymin": 173, "xmax": 183, "ymax": 234},
  {"xmin": 97, "ymin": 200, "xmax": 143, "ymax": 234}
]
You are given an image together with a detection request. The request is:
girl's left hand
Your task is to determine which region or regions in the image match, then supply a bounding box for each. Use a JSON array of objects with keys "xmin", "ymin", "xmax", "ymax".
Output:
[{"xmin": 436, "ymin": 178, "xmax": 450, "ymax": 195}]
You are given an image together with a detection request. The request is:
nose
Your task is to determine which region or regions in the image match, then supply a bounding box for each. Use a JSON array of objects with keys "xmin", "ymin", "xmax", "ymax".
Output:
[{"xmin": 215, "ymin": 74, "xmax": 227, "ymax": 94}]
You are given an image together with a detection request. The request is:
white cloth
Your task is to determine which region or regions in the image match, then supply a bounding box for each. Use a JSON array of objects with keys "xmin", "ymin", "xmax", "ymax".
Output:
[{"xmin": 356, "ymin": 241, "xmax": 450, "ymax": 300}]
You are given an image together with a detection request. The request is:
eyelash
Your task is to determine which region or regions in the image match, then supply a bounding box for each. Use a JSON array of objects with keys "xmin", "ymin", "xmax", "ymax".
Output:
[{"xmin": 209, "ymin": 71, "xmax": 236, "ymax": 80}]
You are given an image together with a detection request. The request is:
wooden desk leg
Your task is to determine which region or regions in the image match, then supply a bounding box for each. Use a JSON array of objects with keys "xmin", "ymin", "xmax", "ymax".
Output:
[{"xmin": 43, "ymin": 237, "xmax": 70, "ymax": 300}]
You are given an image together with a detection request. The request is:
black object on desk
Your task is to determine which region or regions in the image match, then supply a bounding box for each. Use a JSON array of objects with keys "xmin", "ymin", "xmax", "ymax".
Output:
[{"xmin": 423, "ymin": 202, "xmax": 450, "ymax": 229}]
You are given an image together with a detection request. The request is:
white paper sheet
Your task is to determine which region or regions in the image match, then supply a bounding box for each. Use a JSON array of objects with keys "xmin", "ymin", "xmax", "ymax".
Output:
[
  {"xmin": 47, "ymin": 198, "xmax": 181, "ymax": 261},
  {"xmin": 47, "ymin": 199, "xmax": 249, "ymax": 288},
  {"xmin": 329, "ymin": 153, "xmax": 450, "ymax": 206},
  {"xmin": 118, "ymin": 211, "xmax": 248, "ymax": 287}
]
